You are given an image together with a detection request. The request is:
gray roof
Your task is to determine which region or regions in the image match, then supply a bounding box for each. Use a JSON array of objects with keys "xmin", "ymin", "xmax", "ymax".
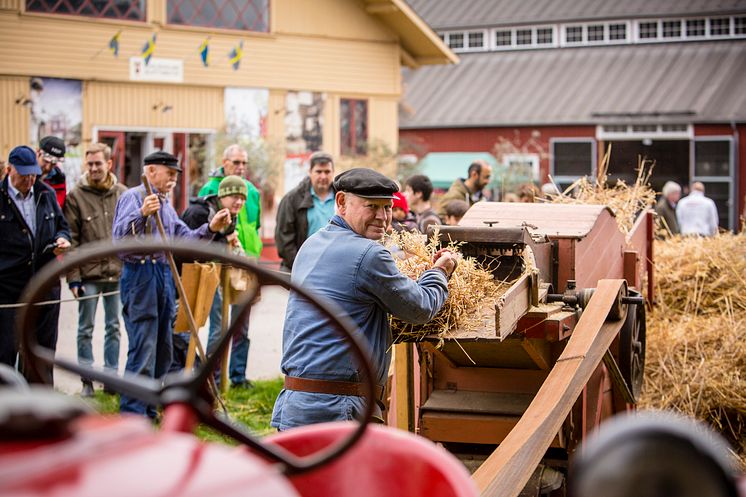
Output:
[
  {"xmin": 400, "ymin": 40, "xmax": 746, "ymax": 128},
  {"xmin": 406, "ymin": 0, "xmax": 746, "ymax": 30}
]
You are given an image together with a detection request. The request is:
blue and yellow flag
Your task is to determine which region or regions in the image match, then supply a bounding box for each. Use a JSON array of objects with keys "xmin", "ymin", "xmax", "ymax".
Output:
[
  {"xmin": 141, "ymin": 33, "xmax": 157, "ymax": 65},
  {"xmin": 229, "ymin": 41, "xmax": 243, "ymax": 70},
  {"xmin": 199, "ymin": 37, "xmax": 210, "ymax": 67},
  {"xmin": 109, "ymin": 30, "xmax": 122, "ymax": 57}
]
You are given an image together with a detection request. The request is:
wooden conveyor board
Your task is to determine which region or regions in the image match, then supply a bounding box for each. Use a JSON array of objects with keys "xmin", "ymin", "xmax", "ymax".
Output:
[{"xmin": 472, "ymin": 279, "xmax": 628, "ymax": 497}]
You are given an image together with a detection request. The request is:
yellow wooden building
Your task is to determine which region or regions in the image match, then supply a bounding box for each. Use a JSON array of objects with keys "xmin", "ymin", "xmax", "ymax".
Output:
[{"xmin": 0, "ymin": 0, "xmax": 454, "ymax": 211}]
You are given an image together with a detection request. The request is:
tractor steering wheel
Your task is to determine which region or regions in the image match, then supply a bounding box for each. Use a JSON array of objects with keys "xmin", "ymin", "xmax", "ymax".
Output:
[{"xmin": 16, "ymin": 240, "xmax": 376, "ymax": 476}]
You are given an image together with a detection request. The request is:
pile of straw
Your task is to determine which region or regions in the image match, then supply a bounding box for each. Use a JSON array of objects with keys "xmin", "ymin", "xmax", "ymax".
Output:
[
  {"xmin": 387, "ymin": 230, "xmax": 512, "ymax": 341},
  {"xmin": 545, "ymin": 146, "xmax": 656, "ymax": 233},
  {"xmin": 640, "ymin": 233, "xmax": 746, "ymax": 466}
]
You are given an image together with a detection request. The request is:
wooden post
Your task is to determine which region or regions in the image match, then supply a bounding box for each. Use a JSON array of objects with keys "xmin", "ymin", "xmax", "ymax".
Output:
[
  {"xmin": 394, "ymin": 342, "xmax": 415, "ymax": 432},
  {"xmin": 220, "ymin": 266, "xmax": 231, "ymax": 394}
]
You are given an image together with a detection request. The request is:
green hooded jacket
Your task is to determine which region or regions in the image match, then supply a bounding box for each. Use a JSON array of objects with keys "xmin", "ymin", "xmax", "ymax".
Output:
[{"xmin": 198, "ymin": 167, "xmax": 262, "ymax": 257}]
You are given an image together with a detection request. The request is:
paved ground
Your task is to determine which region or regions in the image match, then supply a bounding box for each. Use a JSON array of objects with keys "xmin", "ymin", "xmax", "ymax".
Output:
[{"xmin": 54, "ymin": 284, "xmax": 288, "ymax": 395}]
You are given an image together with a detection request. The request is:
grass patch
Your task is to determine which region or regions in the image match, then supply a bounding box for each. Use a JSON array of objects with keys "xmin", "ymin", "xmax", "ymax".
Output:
[{"xmin": 89, "ymin": 377, "xmax": 283, "ymax": 444}]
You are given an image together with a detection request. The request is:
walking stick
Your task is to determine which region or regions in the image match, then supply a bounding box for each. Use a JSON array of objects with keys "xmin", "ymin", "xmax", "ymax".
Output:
[
  {"xmin": 220, "ymin": 266, "xmax": 231, "ymax": 394},
  {"xmin": 141, "ymin": 175, "xmax": 226, "ymax": 411}
]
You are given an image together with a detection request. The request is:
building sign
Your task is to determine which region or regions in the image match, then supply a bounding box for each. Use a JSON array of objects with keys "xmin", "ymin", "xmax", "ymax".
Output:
[{"xmin": 129, "ymin": 57, "xmax": 184, "ymax": 83}]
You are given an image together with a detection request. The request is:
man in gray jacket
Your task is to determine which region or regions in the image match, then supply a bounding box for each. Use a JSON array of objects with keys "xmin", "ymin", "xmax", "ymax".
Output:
[{"xmin": 63, "ymin": 143, "xmax": 127, "ymax": 397}]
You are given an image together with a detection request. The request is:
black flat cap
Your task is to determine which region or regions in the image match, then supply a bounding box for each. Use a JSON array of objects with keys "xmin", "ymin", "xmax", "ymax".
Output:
[
  {"xmin": 333, "ymin": 168, "xmax": 398, "ymax": 199},
  {"xmin": 143, "ymin": 150, "xmax": 182, "ymax": 172},
  {"xmin": 40, "ymin": 136, "xmax": 66, "ymax": 158}
]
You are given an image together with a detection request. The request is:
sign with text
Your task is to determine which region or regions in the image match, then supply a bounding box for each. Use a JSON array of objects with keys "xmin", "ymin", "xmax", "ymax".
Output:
[{"xmin": 129, "ymin": 57, "xmax": 183, "ymax": 83}]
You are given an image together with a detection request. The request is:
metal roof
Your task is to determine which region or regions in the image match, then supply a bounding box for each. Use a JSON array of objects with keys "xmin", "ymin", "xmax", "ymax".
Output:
[
  {"xmin": 405, "ymin": 0, "xmax": 746, "ymax": 30},
  {"xmin": 400, "ymin": 40, "xmax": 746, "ymax": 128}
]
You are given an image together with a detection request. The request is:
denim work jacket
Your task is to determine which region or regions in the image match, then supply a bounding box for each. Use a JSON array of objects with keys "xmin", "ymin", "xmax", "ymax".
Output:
[{"xmin": 271, "ymin": 215, "xmax": 448, "ymax": 430}]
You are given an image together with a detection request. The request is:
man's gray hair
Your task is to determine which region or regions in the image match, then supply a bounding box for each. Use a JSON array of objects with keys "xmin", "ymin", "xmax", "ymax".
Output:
[
  {"xmin": 662, "ymin": 181, "xmax": 681, "ymax": 197},
  {"xmin": 223, "ymin": 144, "xmax": 247, "ymax": 159}
]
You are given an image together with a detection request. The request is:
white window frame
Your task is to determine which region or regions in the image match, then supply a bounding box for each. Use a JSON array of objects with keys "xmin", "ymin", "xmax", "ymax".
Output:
[
  {"xmin": 635, "ymin": 19, "xmax": 660, "ymax": 41},
  {"xmin": 550, "ymin": 138, "xmax": 597, "ymax": 185},
  {"xmin": 596, "ymin": 124, "xmax": 693, "ymax": 141},
  {"xmin": 607, "ymin": 21, "xmax": 630, "ymax": 43},
  {"xmin": 690, "ymin": 136, "xmax": 735, "ymax": 230},
  {"xmin": 535, "ymin": 25, "xmax": 556, "ymax": 46},
  {"xmin": 562, "ymin": 24, "xmax": 585, "ymax": 45},
  {"xmin": 684, "ymin": 18, "xmax": 707, "ymax": 38},
  {"xmin": 586, "ymin": 23, "xmax": 606, "ymax": 44},
  {"xmin": 709, "ymin": 17, "xmax": 732, "ymax": 37}
]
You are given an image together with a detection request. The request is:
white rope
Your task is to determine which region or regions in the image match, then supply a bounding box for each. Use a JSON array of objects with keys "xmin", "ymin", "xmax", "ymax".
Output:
[{"xmin": 0, "ymin": 290, "xmax": 121, "ymax": 309}]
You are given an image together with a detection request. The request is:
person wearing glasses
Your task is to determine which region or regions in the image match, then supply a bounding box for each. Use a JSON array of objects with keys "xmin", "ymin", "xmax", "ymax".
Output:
[
  {"xmin": 63, "ymin": 143, "xmax": 127, "ymax": 397},
  {"xmin": 197, "ymin": 144, "xmax": 262, "ymax": 389},
  {"xmin": 0, "ymin": 146, "xmax": 70, "ymax": 384},
  {"xmin": 37, "ymin": 136, "xmax": 67, "ymax": 208}
]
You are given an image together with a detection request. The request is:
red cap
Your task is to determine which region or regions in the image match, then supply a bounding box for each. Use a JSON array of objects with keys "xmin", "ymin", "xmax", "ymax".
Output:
[{"xmin": 392, "ymin": 192, "xmax": 409, "ymax": 214}]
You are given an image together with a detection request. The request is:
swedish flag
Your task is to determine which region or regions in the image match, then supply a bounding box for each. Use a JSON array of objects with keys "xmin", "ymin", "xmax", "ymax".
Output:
[
  {"xmin": 229, "ymin": 41, "xmax": 243, "ymax": 70},
  {"xmin": 199, "ymin": 37, "xmax": 210, "ymax": 67},
  {"xmin": 109, "ymin": 30, "xmax": 122, "ymax": 57},
  {"xmin": 141, "ymin": 33, "xmax": 156, "ymax": 65}
]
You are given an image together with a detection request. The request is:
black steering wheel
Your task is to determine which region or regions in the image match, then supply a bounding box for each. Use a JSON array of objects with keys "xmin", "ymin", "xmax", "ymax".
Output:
[{"xmin": 16, "ymin": 240, "xmax": 376, "ymax": 476}]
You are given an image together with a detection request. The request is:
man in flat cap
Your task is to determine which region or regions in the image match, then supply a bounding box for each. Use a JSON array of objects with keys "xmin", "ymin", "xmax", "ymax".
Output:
[
  {"xmin": 112, "ymin": 150, "xmax": 231, "ymax": 418},
  {"xmin": 0, "ymin": 145, "xmax": 70, "ymax": 383},
  {"xmin": 271, "ymin": 168, "xmax": 458, "ymax": 430},
  {"xmin": 37, "ymin": 136, "xmax": 67, "ymax": 207}
]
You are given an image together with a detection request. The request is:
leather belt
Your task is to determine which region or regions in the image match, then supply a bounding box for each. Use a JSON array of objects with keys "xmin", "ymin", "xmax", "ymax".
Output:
[{"xmin": 284, "ymin": 376, "xmax": 384, "ymax": 403}]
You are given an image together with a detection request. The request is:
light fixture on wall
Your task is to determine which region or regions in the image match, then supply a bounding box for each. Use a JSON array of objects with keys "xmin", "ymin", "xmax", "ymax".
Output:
[
  {"xmin": 642, "ymin": 138, "xmax": 653, "ymax": 146},
  {"xmin": 152, "ymin": 102, "xmax": 173, "ymax": 113}
]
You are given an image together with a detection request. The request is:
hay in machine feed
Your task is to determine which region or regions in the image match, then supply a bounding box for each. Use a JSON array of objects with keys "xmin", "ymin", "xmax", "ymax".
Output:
[
  {"xmin": 386, "ymin": 229, "xmax": 514, "ymax": 342},
  {"xmin": 639, "ymin": 233, "xmax": 746, "ymax": 469}
]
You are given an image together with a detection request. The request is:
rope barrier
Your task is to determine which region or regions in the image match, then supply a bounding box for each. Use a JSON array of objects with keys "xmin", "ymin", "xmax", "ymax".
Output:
[{"xmin": 0, "ymin": 289, "xmax": 121, "ymax": 309}]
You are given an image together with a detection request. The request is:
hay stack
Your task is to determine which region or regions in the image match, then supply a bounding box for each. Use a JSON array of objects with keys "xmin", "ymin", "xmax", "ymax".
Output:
[
  {"xmin": 640, "ymin": 233, "xmax": 746, "ymax": 467},
  {"xmin": 546, "ymin": 147, "xmax": 656, "ymax": 233},
  {"xmin": 387, "ymin": 230, "xmax": 512, "ymax": 341}
]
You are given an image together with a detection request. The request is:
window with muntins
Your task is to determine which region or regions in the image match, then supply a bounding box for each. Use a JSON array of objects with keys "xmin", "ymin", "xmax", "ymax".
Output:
[
  {"xmin": 588, "ymin": 24, "xmax": 605, "ymax": 42},
  {"xmin": 25, "ymin": 0, "xmax": 145, "ymax": 20},
  {"xmin": 662, "ymin": 20, "xmax": 681, "ymax": 38},
  {"xmin": 736, "ymin": 17, "xmax": 746, "ymax": 34},
  {"xmin": 639, "ymin": 21, "xmax": 658, "ymax": 39},
  {"xmin": 516, "ymin": 28, "xmax": 532, "ymax": 45},
  {"xmin": 536, "ymin": 27, "xmax": 553, "ymax": 44},
  {"xmin": 168, "ymin": 0, "xmax": 269, "ymax": 31},
  {"xmin": 448, "ymin": 32, "xmax": 464, "ymax": 49},
  {"xmin": 686, "ymin": 19, "xmax": 705, "ymax": 37},
  {"xmin": 340, "ymin": 99, "xmax": 367, "ymax": 156},
  {"xmin": 468, "ymin": 31, "xmax": 485, "ymax": 49},
  {"xmin": 495, "ymin": 30, "xmax": 512, "ymax": 46},
  {"xmin": 566, "ymin": 25, "xmax": 583, "ymax": 43},
  {"xmin": 609, "ymin": 23, "xmax": 626, "ymax": 40},
  {"xmin": 710, "ymin": 17, "xmax": 731, "ymax": 36}
]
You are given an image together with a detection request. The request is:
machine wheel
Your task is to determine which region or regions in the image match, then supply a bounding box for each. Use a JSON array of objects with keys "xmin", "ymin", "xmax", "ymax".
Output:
[
  {"xmin": 16, "ymin": 240, "xmax": 377, "ymax": 477},
  {"xmin": 618, "ymin": 290, "xmax": 646, "ymax": 401}
]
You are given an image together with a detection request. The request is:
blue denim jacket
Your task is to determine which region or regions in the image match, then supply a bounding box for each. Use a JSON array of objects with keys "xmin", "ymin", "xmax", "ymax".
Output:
[{"xmin": 271, "ymin": 215, "xmax": 448, "ymax": 430}]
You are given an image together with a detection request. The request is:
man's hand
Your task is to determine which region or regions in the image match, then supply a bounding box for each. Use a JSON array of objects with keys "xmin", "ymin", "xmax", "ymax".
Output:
[
  {"xmin": 71, "ymin": 285, "xmax": 85, "ymax": 299},
  {"xmin": 209, "ymin": 208, "xmax": 231, "ymax": 233},
  {"xmin": 433, "ymin": 249, "xmax": 458, "ymax": 278},
  {"xmin": 53, "ymin": 237, "xmax": 71, "ymax": 256},
  {"xmin": 140, "ymin": 194, "xmax": 161, "ymax": 217}
]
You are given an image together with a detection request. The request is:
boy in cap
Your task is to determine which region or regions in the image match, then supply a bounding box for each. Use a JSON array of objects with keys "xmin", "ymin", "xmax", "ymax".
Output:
[
  {"xmin": 271, "ymin": 168, "xmax": 458, "ymax": 430},
  {"xmin": 37, "ymin": 136, "xmax": 67, "ymax": 207},
  {"xmin": 179, "ymin": 176, "xmax": 253, "ymax": 384},
  {"xmin": 112, "ymin": 150, "xmax": 232, "ymax": 418},
  {"xmin": 0, "ymin": 145, "xmax": 71, "ymax": 383}
]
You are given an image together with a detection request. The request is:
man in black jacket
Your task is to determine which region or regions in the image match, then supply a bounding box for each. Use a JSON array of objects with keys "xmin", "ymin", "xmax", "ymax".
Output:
[
  {"xmin": 0, "ymin": 146, "xmax": 70, "ymax": 383},
  {"xmin": 275, "ymin": 151, "xmax": 335, "ymax": 272}
]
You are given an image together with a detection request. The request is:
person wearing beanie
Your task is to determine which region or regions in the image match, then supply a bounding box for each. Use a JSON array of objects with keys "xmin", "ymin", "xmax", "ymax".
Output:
[
  {"xmin": 181, "ymin": 175, "xmax": 253, "ymax": 387},
  {"xmin": 37, "ymin": 136, "xmax": 67, "ymax": 207},
  {"xmin": 391, "ymin": 191, "xmax": 417, "ymax": 232},
  {"xmin": 0, "ymin": 145, "xmax": 71, "ymax": 384}
]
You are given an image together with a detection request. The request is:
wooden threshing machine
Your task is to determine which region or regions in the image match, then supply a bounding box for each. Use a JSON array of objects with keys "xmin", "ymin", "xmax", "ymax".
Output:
[{"xmin": 395, "ymin": 201, "xmax": 654, "ymax": 496}]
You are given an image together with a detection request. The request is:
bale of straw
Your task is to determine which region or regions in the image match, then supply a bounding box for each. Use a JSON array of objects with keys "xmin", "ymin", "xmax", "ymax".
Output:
[
  {"xmin": 546, "ymin": 147, "xmax": 656, "ymax": 233},
  {"xmin": 640, "ymin": 233, "xmax": 746, "ymax": 468},
  {"xmin": 386, "ymin": 230, "xmax": 512, "ymax": 341}
]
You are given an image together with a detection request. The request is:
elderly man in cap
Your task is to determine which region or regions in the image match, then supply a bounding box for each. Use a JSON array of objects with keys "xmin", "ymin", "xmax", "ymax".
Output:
[
  {"xmin": 655, "ymin": 181, "xmax": 681, "ymax": 236},
  {"xmin": 271, "ymin": 168, "xmax": 458, "ymax": 430},
  {"xmin": 112, "ymin": 150, "xmax": 231, "ymax": 418},
  {"xmin": 0, "ymin": 145, "xmax": 70, "ymax": 383},
  {"xmin": 37, "ymin": 136, "xmax": 67, "ymax": 207}
]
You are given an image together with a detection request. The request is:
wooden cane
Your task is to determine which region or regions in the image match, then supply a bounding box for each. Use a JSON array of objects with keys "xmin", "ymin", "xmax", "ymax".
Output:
[
  {"xmin": 220, "ymin": 266, "xmax": 231, "ymax": 394},
  {"xmin": 141, "ymin": 174, "xmax": 225, "ymax": 409}
]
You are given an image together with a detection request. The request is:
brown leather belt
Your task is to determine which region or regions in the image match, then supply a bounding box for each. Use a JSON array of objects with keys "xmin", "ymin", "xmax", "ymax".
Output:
[{"xmin": 284, "ymin": 376, "xmax": 384, "ymax": 403}]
